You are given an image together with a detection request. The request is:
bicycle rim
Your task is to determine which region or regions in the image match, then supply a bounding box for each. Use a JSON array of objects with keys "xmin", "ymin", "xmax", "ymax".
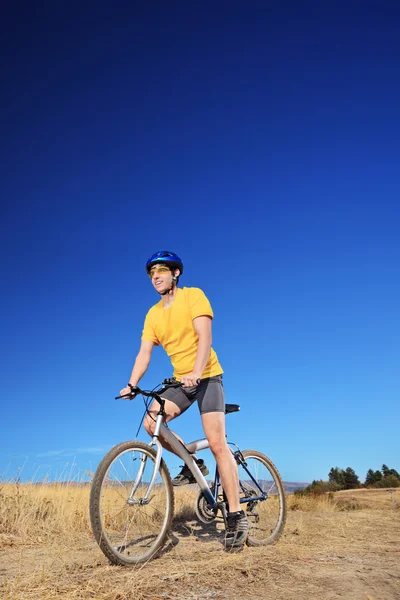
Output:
[
  {"xmin": 90, "ymin": 441, "xmax": 174, "ymax": 565},
  {"xmin": 237, "ymin": 450, "xmax": 286, "ymax": 546}
]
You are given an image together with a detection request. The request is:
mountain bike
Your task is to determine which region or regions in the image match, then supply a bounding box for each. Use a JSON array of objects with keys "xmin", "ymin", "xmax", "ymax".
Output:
[{"xmin": 89, "ymin": 379, "xmax": 287, "ymax": 565}]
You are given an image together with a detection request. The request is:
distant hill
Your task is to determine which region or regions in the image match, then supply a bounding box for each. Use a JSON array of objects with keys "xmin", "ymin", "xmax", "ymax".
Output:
[
  {"xmin": 240, "ymin": 479, "xmax": 310, "ymax": 494},
  {"xmin": 283, "ymin": 481, "xmax": 309, "ymax": 493}
]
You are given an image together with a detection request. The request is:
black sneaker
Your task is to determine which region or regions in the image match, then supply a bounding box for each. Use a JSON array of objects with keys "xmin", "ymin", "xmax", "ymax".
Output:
[
  {"xmin": 225, "ymin": 510, "xmax": 248, "ymax": 550},
  {"xmin": 172, "ymin": 458, "xmax": 209, "ymax": 486}
]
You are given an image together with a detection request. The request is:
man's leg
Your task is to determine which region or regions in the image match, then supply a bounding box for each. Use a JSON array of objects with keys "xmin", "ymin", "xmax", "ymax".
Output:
[
  {"xmin": 202, "ymin": 411, "xmax": 248, "ymax": 549},
  {"xmin": 201, "ymin": 412, "xmax": 240, "ymax": 512}
]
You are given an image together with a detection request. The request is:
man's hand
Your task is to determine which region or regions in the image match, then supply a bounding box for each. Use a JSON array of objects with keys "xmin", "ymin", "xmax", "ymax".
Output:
[
  {"xmin": 181, "ymin": 373, "xmax": 201, "ymax": 388},
  {"xmin": 119, "ymin": 385, "xmax": 138, "ymax": 399}
]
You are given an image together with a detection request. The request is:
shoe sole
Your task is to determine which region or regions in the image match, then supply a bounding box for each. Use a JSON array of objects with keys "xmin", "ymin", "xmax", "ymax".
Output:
[{"xmin": 224, "ymin": 535, "xmax": 248, "ymax": 551}]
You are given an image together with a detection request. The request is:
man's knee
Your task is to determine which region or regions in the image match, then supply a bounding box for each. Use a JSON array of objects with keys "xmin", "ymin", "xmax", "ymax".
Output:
[
  {"xmin": 208, "ymin": 438, "xmax": 229, "ymax": 458},
  {"xmin": 143, "ymin": 415, "xmax": 155, "ymax": 436}
]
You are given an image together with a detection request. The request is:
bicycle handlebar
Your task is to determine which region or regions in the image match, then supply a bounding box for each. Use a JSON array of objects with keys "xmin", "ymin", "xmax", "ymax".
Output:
[{"xmin": 115, "ymin": 378, "xmax": 188, "ymax": 402}]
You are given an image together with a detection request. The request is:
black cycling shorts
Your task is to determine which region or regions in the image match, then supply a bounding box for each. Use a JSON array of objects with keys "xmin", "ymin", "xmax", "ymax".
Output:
[{"xmin": 161, "ymin": 375, "xmax": 224, "ymax": 415}]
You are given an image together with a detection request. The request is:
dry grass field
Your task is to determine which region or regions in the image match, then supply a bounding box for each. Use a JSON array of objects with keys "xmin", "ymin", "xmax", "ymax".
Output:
[{"xmin": 0, "ymin": 482, "xmax": 399, "ymax": 599}]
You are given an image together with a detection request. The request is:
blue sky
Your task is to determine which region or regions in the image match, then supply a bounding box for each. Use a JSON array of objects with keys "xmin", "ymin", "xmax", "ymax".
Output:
[{"xmin": 1, "ymin": 2, "xmax": 399, "ymax": 485}]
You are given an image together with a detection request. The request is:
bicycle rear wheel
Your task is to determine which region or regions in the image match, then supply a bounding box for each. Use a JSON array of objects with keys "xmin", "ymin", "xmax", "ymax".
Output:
[
  {"xmin": 237, "ymin": 450, "xmax": 286, "ymax": 546},
  {"xmin": 90, "ymin": 441, "xmax": 174, "ymax": 565}
]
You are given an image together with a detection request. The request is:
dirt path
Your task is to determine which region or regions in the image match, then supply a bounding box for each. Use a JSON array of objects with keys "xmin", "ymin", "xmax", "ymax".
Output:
[{"xmin": 1, "ymin": 501, "xmax": 400, "ymax": 599}]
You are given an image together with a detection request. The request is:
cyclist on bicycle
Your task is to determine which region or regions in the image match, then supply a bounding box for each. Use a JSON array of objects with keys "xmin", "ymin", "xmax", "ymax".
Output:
[{"xmin": 119, "ymin": 250, "xmax": 248, "ymax": 549}]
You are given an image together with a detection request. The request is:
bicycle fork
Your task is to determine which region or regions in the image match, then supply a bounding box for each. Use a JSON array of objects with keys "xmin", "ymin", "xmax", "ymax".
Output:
[{"xmin": 126, "ymin": 439, "xmax": 163, "ymax": 506}]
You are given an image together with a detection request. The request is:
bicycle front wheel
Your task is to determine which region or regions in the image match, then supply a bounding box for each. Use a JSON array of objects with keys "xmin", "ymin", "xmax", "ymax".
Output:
[
  {"xmin": 237, "ymin": 450, "xmax": 286, "ymax": 546},
  {"xmin": 90, "ymin": 441, "xmax": 174, "ymax": 565}
]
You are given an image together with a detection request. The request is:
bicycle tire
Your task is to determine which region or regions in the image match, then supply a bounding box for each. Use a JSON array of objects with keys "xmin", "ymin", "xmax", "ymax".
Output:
[
  {"xmin": 90, "ymin": 440, "xmax": 174, "ymax": 565},
  {"xmin": 238, "ymin": 450, "xmax": 286, "ymax": 546}
]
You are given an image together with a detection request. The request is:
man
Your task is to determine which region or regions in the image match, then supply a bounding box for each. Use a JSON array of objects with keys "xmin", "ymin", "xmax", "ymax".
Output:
[{"xmin": 119, "ymin": 250, "xmax": 248, "ymax": 549}]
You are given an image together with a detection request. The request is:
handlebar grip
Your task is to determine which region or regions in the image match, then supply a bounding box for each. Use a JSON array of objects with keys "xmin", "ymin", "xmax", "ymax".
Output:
[{"xmin": 115, "ymin": 392, "xmax": 136, "ymax": 400}]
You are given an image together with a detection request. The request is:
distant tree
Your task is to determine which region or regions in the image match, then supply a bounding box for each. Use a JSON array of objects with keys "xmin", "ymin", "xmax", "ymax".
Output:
[
  {"xmin": 364, "ymin": 468, "xmax": 395, "ymax": 486},
  {"xmin": 329, "ymin": 467, "xmax": 345, "ymax": 489},
  {"xmin": 309, "ymin": 480, "xmax": 331, "ymax": 494},
  {"xmin": 375, "ymin": 474, "xmax": 400, "ymax": 488},
  {"xmin": 379, "ymin": 465, "xmax": 400, "ymax": 484},
  {"xmin": 343, "ymin": 467, "xmax": 360, "ymax": 490},
  {"xmin": 365, "ymin": 469, "xmax": 376, "ymax": 487},
  {"xmin": 296, "ymin": 479, "xmax": 339, "ymax": 496},
  {"xmin": 383, "ymin": 465, "xmax": 400, "ymax": 479}
]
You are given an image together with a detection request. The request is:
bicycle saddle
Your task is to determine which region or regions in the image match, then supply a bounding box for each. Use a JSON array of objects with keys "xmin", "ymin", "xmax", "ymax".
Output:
[{"xmin": 225, "ymin": 404, "xmax": 240, "ymax": 414}]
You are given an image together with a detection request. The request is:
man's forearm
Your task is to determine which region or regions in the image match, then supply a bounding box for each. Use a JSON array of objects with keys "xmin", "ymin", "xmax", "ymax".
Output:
[
  {"xmin": 129, "ymin": 354, "xmax": 150, "ymax": 386},
  {"xmin": 193, "ymin": 335, "xmax": 212, "ymax": 377}
]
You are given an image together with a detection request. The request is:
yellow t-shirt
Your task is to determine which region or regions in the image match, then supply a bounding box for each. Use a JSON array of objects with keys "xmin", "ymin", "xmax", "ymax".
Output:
[{"xmin": 141, "ymin": 287, "xmax": 223, "ymax": 380}]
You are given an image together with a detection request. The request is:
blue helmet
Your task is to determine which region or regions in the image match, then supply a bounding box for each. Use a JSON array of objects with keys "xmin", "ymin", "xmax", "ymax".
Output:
[{"xmin": 145, "ymin": 251, "xmax": 184, "ymax": 275}]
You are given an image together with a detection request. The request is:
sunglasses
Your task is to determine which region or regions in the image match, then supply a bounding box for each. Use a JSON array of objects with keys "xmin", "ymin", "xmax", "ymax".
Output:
[{"xmin": 148, "ymin": 265, "xmax": 171, "ymax": 278}]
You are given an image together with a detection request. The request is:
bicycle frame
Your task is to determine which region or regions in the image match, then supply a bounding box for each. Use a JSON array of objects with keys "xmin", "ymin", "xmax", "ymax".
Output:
[{"xmin": 130, "ymin": 411, "xmax": 268, "ymax": 510}]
